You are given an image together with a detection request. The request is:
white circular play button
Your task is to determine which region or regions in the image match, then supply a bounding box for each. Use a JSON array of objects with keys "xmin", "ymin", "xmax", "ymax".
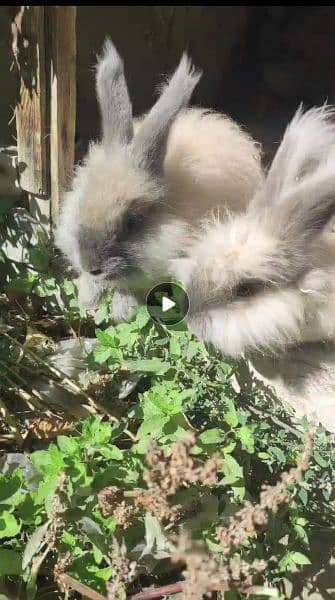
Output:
[
  {"xmin": 162, "ymin": 296, "xmax": 176, "ymax": 312},
  {"xmin": 146, "ymin": 282, "xmax": 189, "ymax": 326}
]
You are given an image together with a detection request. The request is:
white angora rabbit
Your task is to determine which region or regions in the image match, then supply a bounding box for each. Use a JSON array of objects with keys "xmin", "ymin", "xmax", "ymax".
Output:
[
  {"xmin": 55, "ymin": 39, "xmax": 262, "ymax": 320},
  {"xmin": 175, "ymin": 106, "xmax": 335, "ymax": 358}
]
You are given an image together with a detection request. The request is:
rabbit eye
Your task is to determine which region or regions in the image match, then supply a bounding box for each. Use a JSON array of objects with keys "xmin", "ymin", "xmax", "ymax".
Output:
[
  {"xmin": 235, "ymin": 280, "xmax": 264, "ymax": 298},
  {"xmin": 123, "ymin": 212, "xmax": 140, "ymax": 234}
]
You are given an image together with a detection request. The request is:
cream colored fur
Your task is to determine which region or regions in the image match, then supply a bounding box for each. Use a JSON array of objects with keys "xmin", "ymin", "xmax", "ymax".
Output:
[
  {"xmin": 246, "ymin": 345, "xmax": 335, "ymax": 433},
  {"xmin": 175, "ymin": 106, "xmax": 335, "ymax": 361},
  {"xmin": 55, "ymin": 40, "xmax": 262, "ymax": 316}
]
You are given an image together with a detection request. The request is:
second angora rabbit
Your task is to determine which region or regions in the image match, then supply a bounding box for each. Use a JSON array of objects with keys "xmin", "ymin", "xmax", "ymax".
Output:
[
  {"xmin": 175, "ymin": 105, "xmax": 335, "ymax": 357},
  {"xmin": 54, "ymin": 39, "xmax": 262, "ymax": 320}
]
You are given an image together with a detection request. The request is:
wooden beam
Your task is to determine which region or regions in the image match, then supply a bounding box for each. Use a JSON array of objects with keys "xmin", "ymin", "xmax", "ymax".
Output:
[
  {"xmin": 13, "ymin": 6, "xmax": 48, "ymax": 198},
  {"xmin": 48, "ymin": 6, "xmax": 77, "ymax": 225}
]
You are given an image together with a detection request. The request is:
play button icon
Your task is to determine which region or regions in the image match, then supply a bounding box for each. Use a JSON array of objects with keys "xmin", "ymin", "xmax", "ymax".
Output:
[
  {"xmin": 162, "ymin": 296, "xmax": 176, "ymax": 312},
  {"xmin": 146, "ymin": 282, "xmax": 189, "ymax": 326}
]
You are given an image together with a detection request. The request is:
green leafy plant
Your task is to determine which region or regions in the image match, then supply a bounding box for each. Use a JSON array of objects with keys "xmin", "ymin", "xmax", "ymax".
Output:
[{"xmin": 0, "ymin": 194, "xmax": 334, "ymax": 600}]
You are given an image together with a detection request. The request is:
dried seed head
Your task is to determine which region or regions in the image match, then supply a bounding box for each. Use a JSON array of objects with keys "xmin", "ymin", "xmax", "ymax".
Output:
[
  {"xmin": 98, "ymin": 486, "xmax": 123, "ymax": 517},
  {"xmin": 217, "ymin": 433, "xmax": 313, "ymax": 553}
]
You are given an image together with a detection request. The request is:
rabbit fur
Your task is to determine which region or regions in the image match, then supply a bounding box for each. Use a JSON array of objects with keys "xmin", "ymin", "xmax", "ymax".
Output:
[
  {"xmin": 175, "ymin": 105, "xmax": 335, "ymax": 359},
  {"xmin": 247, "ymin": 343, "xmax": 335, "ymax": 432},
  {"xmin": 54, "ymin": 39, "xmax": 263, "ymax": 319}
]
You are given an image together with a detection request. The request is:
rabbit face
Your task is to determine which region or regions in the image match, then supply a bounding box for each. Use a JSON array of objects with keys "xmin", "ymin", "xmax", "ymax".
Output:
[
  {"xmin": 55, "ymin": 39, "xmax": 201, "ymax": 308},
  {"xmin": 175, "ymin": 106, "xmax": 335, "ymax": 357},
  {"xmin": 174, "ymin": 214, "xmax": 307, "ymax": 356},
  {"xmin": 72, "ymin": 144, "xmax": 164, "ymax": 279}
]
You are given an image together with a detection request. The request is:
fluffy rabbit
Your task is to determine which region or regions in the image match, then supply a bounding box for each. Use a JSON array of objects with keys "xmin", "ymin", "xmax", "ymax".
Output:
[
  {"xmin": 55, "ymin": 39, "xmax": 262, "ymax": 320},
  {"xmin": 175, "ymin": 105, "xmax": 335, "ymax": 358}
]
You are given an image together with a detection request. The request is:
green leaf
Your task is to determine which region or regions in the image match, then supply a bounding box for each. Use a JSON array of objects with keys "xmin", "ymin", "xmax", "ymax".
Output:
[
  {"xmin": 142, "ymin": 512, "xmax": 170, "ymax": 557},
  {"xmin": 222, "ymin": 441, "xmax": 236, "ymax": 455},
  {"xmin": 169, "ymin": 337, "xmax": 181, "ymax": 358},
  {"xmin": 258, "ymin": 452, "xmax": 270, "ymax": 460},
  {"xmin": 220, "ymin": 455, "xmax": 243, "ymax": 486},
  {"xmin": 62, "ymin": 280, "xmax": 76, "ymax": 296},
  {"xmin": 0, "ymin": 470, "xmax": 22, "ymax": 504},
  {"xmin": 6, "ymin": 274, "xmax": 36, "ymax": 294},
  {"xmin": 126, "ymin": 359, "xmax": 171, "ymax": 375},
  {"xmin": 28, "ymin": 247, "xmax": 49, "ymax": 271},
  {"xmin": 136, "ymin": 306, "xmax": 150, "ymax": 329},
  {"xmin": 298, "ymin": 488, "xmax": 308, "ymax": 506},
  {"xmin": 269, "ymin": 446, "xmax": 286, "ymax": 464},
  {"xmin": 100, "ymin": 445, "xmax": 123, "ymax": 461},
  {"xmin": 0, "ymin": 511, "xmax": 21, "ymax": 539},
  {"xmin": 93, "ymin": 345, "xmax": 113, "ymax": 364},
  {"xmin": 186, "ymin": 341, "xmax": 200, "ymax": 362},
  {"xmin": 95, "ymin": 328, "xmax": 115, "ymax": 345},
  {"xmin": 79, "ymin": 517, "xmax": 108, "ymax": 556},
  {"xmin": 32, "ymin": 444, "xmax": 64, "ymax": 472},
  {"xmin": 199, "ymin": 428, "xmax": 224, "ymax": 445},
  {"xmin": 57, "ymin": 435, "xmax": 79, "ymax": 455},
  {"xmin": 137, "ymin": 415, "xmax": 169, "ymax": 438},
  {"xmin": 295, "ymin": 517, "xmax": 308, "ymax": 526},
  {"xmin": 290, "ymin": 551, "xmax": 311, "ymax": 565},
  {"xmin": 0, "ymin": 549, "xmax": 22, "ymax": 576},
  {"xmin": 178, "ymin": 389, "xmax": 194, "ymax": 402},
  {"xmin": 237, "ymin": 425, "xmax": 254, "ymax": 453},
  {"xmin": 96, "ymin": 566, "xmax": 113, "ymax": 581},
  {"xmin": 61, "ymin": 530, "xmax": 76, "ymax": 548},
  {"xmin": 294, "ymin": 524, "xmax": 309, "ymax": 544},
  {"xmin": 313, "ymin": 451, "xmax": 328, "ymax": 467},
  {"xmin": 116, "ymin": 323, "xmax": 138, "ymax": 347},
  {"xmin": 22, "ymin": 522, "xmax": 49, "ymax": 570},
  {"xmin": 81, "ymin": 418, "xmax": 112, "ymax": 446},
  {"xmin": 35, "ymin": 473, "xmax": 60, "ymax": 508},
  {"xmin": 69, "ymin": 553, "xmax": 107, "ymax": 593},
  {"xmin": 95, "ymin": 302, "xmax": 110, "ymax": 325},
  {"xmin": 223, "ymin": 397, "xmax": 238, "ymax": 428}
]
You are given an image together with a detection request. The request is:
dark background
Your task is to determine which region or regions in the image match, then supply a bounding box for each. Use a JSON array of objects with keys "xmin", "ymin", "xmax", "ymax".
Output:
[{"xmin": 2, "ymin": 6, "xmax": 335, "ymax": 163}]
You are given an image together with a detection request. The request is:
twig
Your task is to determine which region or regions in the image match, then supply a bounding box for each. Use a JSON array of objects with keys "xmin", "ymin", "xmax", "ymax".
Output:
[
  {"xmin": 129, "ymin": 581, "xmax": 187, "ymax": 600},
  {"xmin": 59, "ymin": 574, "xmax": 106, "ymax": 600},
  {"xmin": 1, "ymin": 372, "xmax": 36, "ymax": 412},
  {"xmin": 59, "ymin": 575, "xmax": 279, "ymax": 600},
  {"xmin": 129, "ymin": 581, "xmax": 250, "ymax": 600},
  {"xmin": 0, "ymin": 434, "xmax": 16, "ymax": 444},
  {"xmin": 246, "ymin": 402, "xmax": 302, "ymax": 437},
  {"xmin": 0, "ymin": 362, "xmax": 48, "ymax": 412},
  {"xmin": 0, "ymin": 330, "xmax": 137, "ymax": 441},
  {"xmin": 128, "ymin": 581, "xmax": 279, "ymax": 600},
  {"xmin": 15, "ymin": 363, "xmax": 90, "ymax": 418}
]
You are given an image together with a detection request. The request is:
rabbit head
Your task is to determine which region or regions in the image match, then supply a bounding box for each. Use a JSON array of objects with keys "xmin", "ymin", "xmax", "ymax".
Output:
[
  {"xmin": 55, "ymin": 39, "xmax": 201, "ymax": 308},
  {"xmin": 174, "ymin": 106, "xmax": 335, "ymax": 357}
]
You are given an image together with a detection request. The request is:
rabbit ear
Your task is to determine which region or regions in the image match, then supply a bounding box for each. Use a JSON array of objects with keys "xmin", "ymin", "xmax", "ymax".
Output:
[
  {"xmin": 96, "ymin": 38, "xmax": 133, "ymax": 145},
  {"xmin": 253, "ymin": 105, "xmax": 335, "ymax": 238},
  {"xmin": 131, "ymin": 54, "xmax": 201, "ymax": 174}
]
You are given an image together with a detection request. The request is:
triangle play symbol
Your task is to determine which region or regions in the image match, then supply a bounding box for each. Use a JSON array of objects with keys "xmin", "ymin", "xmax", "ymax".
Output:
[{"xmin": 162, "ymin": 296, "xmax": 176, "ymax": 313}]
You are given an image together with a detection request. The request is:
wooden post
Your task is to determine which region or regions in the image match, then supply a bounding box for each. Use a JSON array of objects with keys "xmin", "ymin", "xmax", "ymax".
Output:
[
  {"xmin": 13, "ymin": 6, "xmax": 48, "ymax": 201},
  {"xmin": 48, "ymin": 6, "xmax": 77, "ymax": 225},
  {"xmin": 12, "ymin": 6, "xmax": 77, "ymax": 226}
]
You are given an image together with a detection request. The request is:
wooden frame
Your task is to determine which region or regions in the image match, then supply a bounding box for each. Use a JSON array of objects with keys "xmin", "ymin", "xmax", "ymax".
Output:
[{"xmin": 13, "ymin": 6, "xmax": 77, "ymax": 225}]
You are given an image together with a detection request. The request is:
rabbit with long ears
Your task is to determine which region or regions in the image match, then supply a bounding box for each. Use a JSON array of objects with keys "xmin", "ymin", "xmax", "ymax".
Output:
[
  {"xmin": 174, "ymin": 105, "xmax": 335, "ymax": 358},
  {"xmin": 55, "ymin": 39, "xmax": 262, "ymax": 319}
]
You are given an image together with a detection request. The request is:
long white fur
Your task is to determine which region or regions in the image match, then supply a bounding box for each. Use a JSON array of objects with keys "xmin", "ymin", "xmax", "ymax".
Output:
[
  {"xmin": 175, "ymin": 106, "xmax": 335, "ymax": 357},
  {"xmin": 55, "ymin": 40, "xmax": 263, "ymax": 315}
]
